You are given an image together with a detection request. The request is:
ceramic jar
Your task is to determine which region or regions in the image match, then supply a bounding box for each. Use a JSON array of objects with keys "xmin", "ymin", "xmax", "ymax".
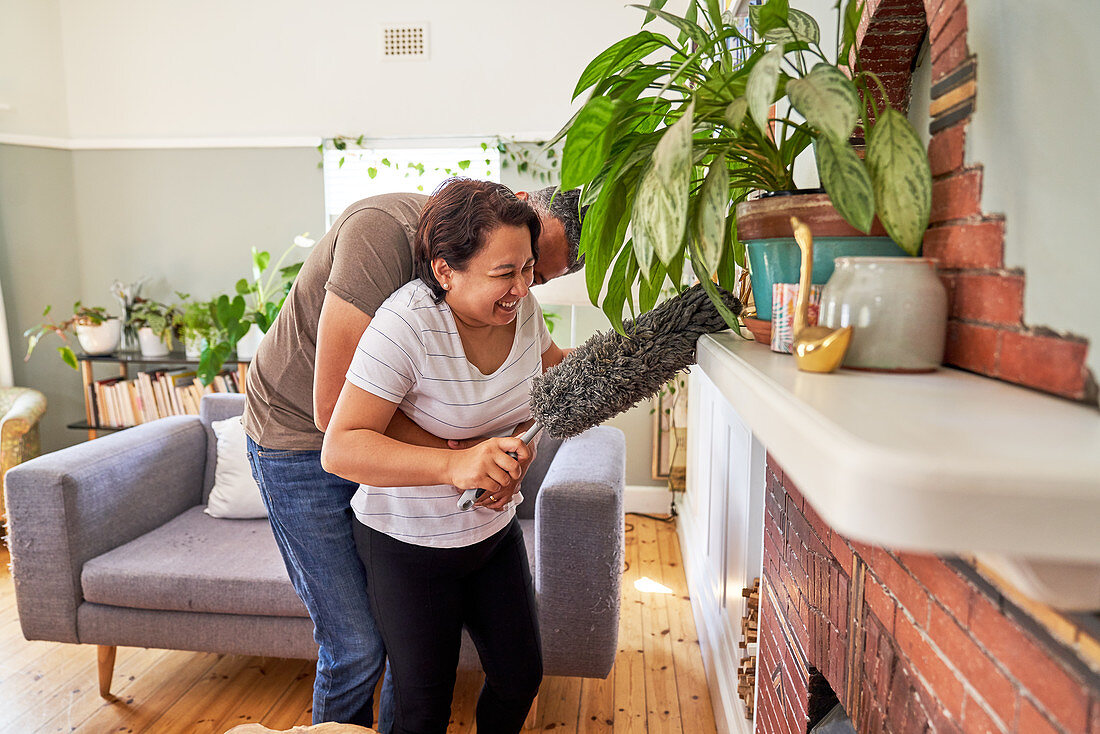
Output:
[
  {"xmin": 137, "ymin": 327, "xmax": 171, "ymax": 358},
  {"xmin": 820, "ymin": 257, "xmax": 948, "ymax": 372},
  {"xmin": 75, "ymin": 318, "xmax": 121, "ymax": 355}
]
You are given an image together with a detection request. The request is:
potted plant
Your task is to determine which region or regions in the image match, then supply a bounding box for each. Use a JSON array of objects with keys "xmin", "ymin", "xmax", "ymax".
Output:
[
  {"xmin": 233, "ymin": 233, "xmax": 315, "ymax": 359},
  {"xmin": 195, "ymin": 234, "xmax": 315, "ymax": 385},
  {"xmin": 129, "ymin": 297, "xmax": 180, "ymax": 358},
  {"xmin": 24, "ymin": 302, "xmax": 119, "ymax": 368},
  {"xmin": 553, "ymin": 0, "xmax": 931, "ymax": 330},
  {"xmin": 177, "ymin": 297, "xmax": 218, "ymax": 358}
]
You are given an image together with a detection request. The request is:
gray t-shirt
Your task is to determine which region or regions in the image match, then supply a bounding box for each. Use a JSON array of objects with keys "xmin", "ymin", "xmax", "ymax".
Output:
[{"xmin": 242, "ymin": 193, "xmax": 428, "ymax": 449}]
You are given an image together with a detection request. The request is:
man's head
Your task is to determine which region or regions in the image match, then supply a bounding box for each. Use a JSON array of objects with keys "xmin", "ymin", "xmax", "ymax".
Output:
[{"xmin": 517, "ymin": 187, "xmax": 586, "ymax": 285}]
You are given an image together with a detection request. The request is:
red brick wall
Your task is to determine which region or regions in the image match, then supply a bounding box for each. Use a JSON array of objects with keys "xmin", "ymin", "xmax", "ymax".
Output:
[
  {"xmin": 855, "ymin": 0, "xmax": 1094, "ymax": 402},
  {"xmin": 757, "ymin": 455, "xmax": 1100, "ymax": 734}
]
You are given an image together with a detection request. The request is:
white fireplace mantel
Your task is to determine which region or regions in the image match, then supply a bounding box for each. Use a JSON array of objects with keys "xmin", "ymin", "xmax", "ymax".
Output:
[{"xmin": 696, "ymin": 333, "xmax": 1100, "ymax": 565}]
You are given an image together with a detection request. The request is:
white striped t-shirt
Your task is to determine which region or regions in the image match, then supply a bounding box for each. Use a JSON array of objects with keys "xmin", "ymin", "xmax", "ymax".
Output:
[{"xmin": 346, "ymin": 279, "xmax": 551, "ymax": 548}]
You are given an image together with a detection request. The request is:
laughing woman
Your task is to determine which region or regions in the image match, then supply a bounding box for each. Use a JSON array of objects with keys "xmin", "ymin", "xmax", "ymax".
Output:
[{"xmin": 321, "ymin": 179, "xmax": 565, "ymax": 734}]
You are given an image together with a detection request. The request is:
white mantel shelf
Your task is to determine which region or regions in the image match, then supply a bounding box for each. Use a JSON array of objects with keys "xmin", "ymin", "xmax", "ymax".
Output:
[{"xmin": 697, "ymin": 333, "xmax": 1100, "ymax": 563}]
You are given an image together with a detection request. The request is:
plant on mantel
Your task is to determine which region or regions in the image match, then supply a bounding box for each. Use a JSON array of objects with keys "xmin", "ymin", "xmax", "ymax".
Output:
[{"xmin": 552, "ymin": 0, "xmax": 932, "ymax": 331}]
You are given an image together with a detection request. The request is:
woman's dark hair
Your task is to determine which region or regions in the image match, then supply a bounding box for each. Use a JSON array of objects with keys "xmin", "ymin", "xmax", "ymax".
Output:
[{"xmin": 414, "ymin": 178, "xmax": 541, "ymax": 302}]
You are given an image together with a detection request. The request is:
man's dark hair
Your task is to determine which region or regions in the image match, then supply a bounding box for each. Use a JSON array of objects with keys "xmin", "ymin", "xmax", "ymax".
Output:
[
  {"xmin": 527, "ymin": 187, "xmax": 587, "ymax": 273},
  {"xmin": 414, "ymin": 178, "xmax": 541, "ymax": 303}
]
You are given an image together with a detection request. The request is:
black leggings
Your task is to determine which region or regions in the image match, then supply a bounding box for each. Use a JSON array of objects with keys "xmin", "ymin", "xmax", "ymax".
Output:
[{"xmin": 353, "ymin": 517, "xmax": 542, "ymax": 734}]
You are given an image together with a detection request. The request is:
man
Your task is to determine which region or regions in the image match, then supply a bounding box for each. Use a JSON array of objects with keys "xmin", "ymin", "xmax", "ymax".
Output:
[{"xmin": 242, "ymin": 185, "xmax": 584, "ymax": 730}]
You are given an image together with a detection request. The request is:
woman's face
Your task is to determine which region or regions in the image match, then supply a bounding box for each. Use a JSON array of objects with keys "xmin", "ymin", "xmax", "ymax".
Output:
[{"xmin": 435, "ymin": 224, "xmax": 535, "ymax": 328}]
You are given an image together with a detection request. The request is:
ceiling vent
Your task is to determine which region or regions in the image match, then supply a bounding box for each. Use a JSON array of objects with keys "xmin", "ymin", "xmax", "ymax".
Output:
[{"xmin": 381, "ymin": 24, "xmax": 429, "ymax": 60}]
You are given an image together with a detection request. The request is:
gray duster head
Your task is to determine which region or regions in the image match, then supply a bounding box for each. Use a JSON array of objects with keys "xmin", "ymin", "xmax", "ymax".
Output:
[{"xmin": 531, "ymin": 283, "xmax": 742, "ymax": 438}]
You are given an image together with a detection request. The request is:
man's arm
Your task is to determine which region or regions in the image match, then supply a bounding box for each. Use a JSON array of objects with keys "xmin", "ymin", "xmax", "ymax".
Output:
[
  {"xmin": 313, "ymin": 291, "xmax": 371, "ymax": 432},
  {"xmin": 313, "ymin": 290, "xmax": 454, "ymax": 449}
]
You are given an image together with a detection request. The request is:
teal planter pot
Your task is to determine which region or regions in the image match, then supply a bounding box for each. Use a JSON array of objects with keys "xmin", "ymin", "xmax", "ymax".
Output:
[{"xmin": 746, "ymin": 236, "xmax": 906, "ymax": 321}]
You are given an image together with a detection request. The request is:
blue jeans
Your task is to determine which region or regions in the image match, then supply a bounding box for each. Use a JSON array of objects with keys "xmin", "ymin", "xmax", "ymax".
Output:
[{"xmin": 246, "ymin": 436, "xmax": 394, "ymax": 731}]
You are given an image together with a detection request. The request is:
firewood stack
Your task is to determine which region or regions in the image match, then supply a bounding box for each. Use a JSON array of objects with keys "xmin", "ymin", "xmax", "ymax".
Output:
[
  {"xmin": 740, "ymin": 577, "xmax": 760, "ymax": 648},
  {"xmin": 738, "ymin": 654, "xmax": 757, "ymax": 718}
]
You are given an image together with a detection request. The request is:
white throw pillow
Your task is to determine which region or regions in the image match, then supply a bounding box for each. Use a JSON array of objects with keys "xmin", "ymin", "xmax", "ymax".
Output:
[{"xmin": 204, "ymin": 415, "xmax": 268, "ymax": 519}]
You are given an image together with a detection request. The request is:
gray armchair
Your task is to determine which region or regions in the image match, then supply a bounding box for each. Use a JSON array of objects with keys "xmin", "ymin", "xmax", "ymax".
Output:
[{"xmin": 5, "ymin": 393, "xmax": 625, "ymax": 698}]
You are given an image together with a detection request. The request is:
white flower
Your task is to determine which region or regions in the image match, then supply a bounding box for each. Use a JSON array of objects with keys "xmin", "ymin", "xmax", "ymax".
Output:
[{"xmin": 294, "ymin": 234, "xmax": 315, "ymax": 249}]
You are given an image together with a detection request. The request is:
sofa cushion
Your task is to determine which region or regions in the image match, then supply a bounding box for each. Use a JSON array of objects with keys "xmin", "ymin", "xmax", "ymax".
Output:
[{"xmin": 82, "ymin": 506, "xmax": 307, "ymax": 618}]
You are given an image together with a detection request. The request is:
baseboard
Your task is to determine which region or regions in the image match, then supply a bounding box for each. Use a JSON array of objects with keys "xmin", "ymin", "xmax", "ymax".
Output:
[{"xmin": 623, "ymin": 484, "xmax": 674, "ymax": 515}]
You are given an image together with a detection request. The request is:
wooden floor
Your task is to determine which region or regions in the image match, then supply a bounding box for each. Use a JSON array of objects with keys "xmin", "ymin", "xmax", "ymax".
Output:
[{"xmin": 0, "ymin": 515, "xmax": 716, "ymax": 733}]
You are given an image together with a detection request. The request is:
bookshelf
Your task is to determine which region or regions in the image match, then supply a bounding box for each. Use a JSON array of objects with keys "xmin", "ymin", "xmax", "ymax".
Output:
[{"xmin": 72, "ymin": 352, "xmax": 249, "ymax": 440}]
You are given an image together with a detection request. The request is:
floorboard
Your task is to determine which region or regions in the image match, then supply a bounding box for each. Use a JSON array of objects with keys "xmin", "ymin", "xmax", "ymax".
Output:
[{"xmin": 0, "ymin": 515, "xmax": 716, "ymax": 732}]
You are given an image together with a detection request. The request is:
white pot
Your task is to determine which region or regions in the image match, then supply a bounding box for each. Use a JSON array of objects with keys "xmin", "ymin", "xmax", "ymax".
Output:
[
  {"xmin": 183, "ymin": 334, "xmax": 206, "ymax": 359},
  {"xmin": 75, "ymin": 318, "xmax": 121, "ymax": 355},
  {"xmin": 137, "ymin": 327, "xmax": 171, "ymax": 358},
  {"xmin": 234, "ymin": 323, "xmax": 264, "ymax": 361}
]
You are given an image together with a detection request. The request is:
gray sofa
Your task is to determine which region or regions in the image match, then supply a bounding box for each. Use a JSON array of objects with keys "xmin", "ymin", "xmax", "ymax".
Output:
[{"xmin": 5, "ymin": 393, "xmax": 625, "ymax": 697}]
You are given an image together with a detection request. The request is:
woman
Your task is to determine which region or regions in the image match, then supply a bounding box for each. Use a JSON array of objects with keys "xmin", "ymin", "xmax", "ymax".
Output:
[{"xmin": 321, "ymin": 178, "xmax": 565, "ymax": 733}]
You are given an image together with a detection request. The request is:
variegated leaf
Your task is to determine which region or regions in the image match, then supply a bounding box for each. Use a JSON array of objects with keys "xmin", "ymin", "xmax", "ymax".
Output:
[
  {"xmin": 759, "ymin": 8, "xmax": 820, "ymax": 44},
  {"xmin": 647, "ymin": 103, "xmax": 692, "ymax": 266},
  {"xmin": 866, "ymin": 108, "xmax": 932, "ymax": 255},
  {"xmin": 724, "ymin": 97, "xmax": 748, "ymax": 130},
  {"xmin": 631, "ymin": 167, "xmax": 659, "ymax": 275},
  {"xmin": 814, "ymin": 134, "xmax": 874, "ymax": 234},
  {"xmin": 787, "ymin": 64, "xmax": 860, "ymax": 142},
  {"xmin": 695, "ymin": 161, "xmax": 730, "ymax": 275},
  {"xmin": 747, "ymin": 44, "xmax": 784, "ymax": 136}
]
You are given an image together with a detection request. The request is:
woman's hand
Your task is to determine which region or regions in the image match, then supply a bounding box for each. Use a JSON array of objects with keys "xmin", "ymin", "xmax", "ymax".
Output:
[{"xmin": 447, "ymin": 436, "xmax": 530, "ymax": 508}]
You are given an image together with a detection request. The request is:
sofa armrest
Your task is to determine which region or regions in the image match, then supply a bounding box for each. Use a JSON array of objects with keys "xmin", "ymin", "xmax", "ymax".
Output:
[
  {"xmin": 533, "ymin": 425, "xmax": 626, "ymax": 678},
  {"xmin": 5, "ymin": 416, "xmax": 207, "ymax": 643}
]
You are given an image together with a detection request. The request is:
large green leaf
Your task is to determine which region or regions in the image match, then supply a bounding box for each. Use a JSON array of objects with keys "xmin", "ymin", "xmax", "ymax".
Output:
[
  {"xmin": 746, "ymin": 44, "xmax": 784, "ymax": 136},
  {"xmin": 786, "ymin": 64, "xmax": 860, "ymax": 142},
  {"xmin": 561, "ymin": 97, "xmax": 617, "ymax": 189},
  {"xmin": 602, "ymin": 244, "xmax": 637, "ymax": 334},
  {"xmin": 695, "ymin": 160, "xmax": 729, "ymax": 275},
  {"xmin": 582, "ymin": 174, "xmax": 630, "ymax": 304},
  {"xmin": 814, "ymin": 134, "xmax": 874, "ymax": 234},
  {"xmin": 866, "ymin": 108, "xmax": 932, "ymax": 255},
  {"xmin": 572, "ymin": 32, "xmax": 666, "ymax": 100},
  {"xmin": 841, "ymin": 0, "xmax": 864, "ymax": 63}
]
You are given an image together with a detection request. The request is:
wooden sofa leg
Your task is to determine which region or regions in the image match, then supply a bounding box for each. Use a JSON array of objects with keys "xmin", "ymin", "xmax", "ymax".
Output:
[
  {"xmin": 97, "ymin": 645, "xmax": 117, "ymax": 698},
  {"xmin": 524, "ymin": 693, "xmax": 539, "ymax": 730}
]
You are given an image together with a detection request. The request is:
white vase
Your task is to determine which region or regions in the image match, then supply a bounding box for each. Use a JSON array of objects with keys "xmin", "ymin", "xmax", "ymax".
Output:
[
  {"xmin": 235, "ymin": 324, "xmax": 264, "ymax": 361},
  {"xmin": 183, "ymin": 334, "xmax": 206, "ymax": 359},
  {"xmin": 820, "ymin": 257, "xmax": 948, "ymax": 372},
  {"xmin": 137, "ymin": 327, "xmax": 171, "ymax": 358},
  {"xmin": 75, "ymin": 318, "xmax": 121, "ymax": 355}
]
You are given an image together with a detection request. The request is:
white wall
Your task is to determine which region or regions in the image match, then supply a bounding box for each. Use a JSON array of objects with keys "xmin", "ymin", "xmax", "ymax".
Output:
[
  {"xmin": 966, "ymin": 0, "xmax": 1100, "ymax": 380},
  {"xmin": 52, "ymin": 0, "xmax": 645, "ymax": 140},
  {"xmin": 0, "ymin": 0, "xmax": 70, "ymax": 137}
]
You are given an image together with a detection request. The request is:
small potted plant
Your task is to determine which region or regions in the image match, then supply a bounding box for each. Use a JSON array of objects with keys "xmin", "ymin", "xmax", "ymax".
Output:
[
  {"xmin": 24, "ymin": 302, "xmax": 119, "ymax": 368},
  {"xmin": 129, "ymin": 297, "xmax": 180, "ymax": 358},
  {"xmin": 177, "ymin": 297, "xmax": 218, "ymax": 358}
]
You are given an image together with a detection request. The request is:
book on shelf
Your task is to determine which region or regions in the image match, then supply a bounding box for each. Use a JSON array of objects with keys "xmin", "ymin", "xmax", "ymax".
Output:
[{"xmin": 89, "ymin": 369, "xmax": 240, "ymax": 429}]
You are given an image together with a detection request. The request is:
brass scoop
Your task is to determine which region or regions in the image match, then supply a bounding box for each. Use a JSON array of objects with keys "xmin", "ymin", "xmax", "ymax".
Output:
[{"xmin": 790, "ymin": 216, "xmax": 852, "ymax": 373}]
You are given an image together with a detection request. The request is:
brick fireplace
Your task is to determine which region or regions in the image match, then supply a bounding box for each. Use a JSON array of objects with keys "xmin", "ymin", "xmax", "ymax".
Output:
[{"xmin": 756, "ymin": 455, "xmax": 1100, "ymax": 733}]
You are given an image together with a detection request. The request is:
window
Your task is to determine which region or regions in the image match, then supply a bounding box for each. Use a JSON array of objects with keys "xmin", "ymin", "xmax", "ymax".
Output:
[{"xmin": 322, "ymin": 138, "xmax": 501, "ymax": 227}]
